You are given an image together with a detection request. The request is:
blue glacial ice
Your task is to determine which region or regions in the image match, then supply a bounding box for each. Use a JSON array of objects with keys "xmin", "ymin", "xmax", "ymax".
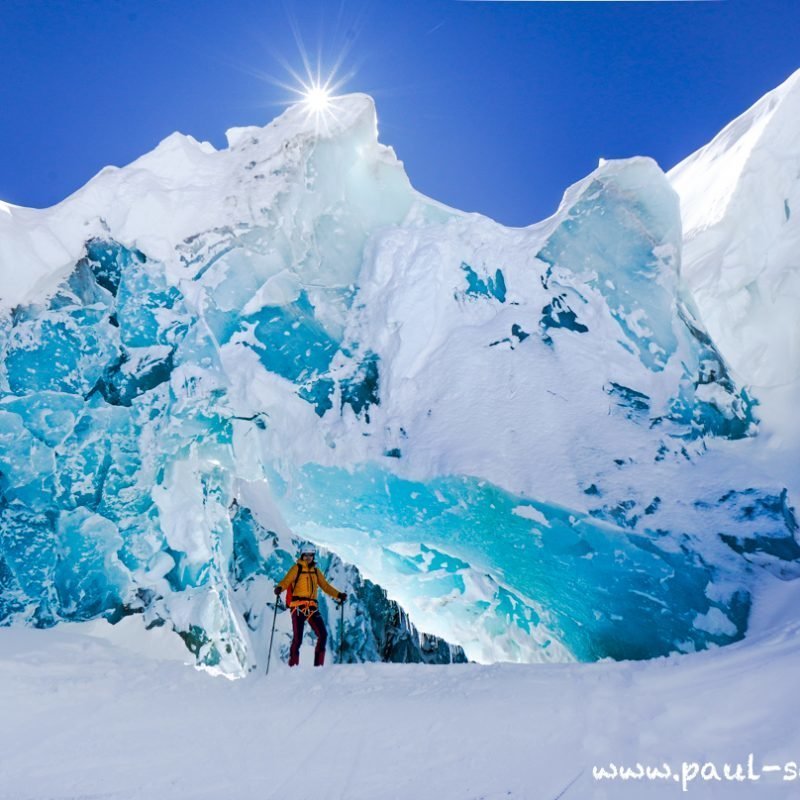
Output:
[
  {"xmin": 0, "ymin": 94, "xmax": 797, "ymax": 672},
  {"xmin": 268, "ymin": 462, "xmax": 753, "ymax": 662}
]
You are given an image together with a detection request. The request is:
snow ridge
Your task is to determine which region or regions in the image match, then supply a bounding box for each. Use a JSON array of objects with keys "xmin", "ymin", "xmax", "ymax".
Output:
[{"xmin": 669, "ymin": 68, "xmax": 800, "ymax": 465}]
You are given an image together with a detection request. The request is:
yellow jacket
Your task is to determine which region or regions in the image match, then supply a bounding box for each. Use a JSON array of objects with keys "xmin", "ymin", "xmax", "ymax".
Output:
[{"xmin": 278, "ymin": 560, "xmax": 341, "ymax": 605}]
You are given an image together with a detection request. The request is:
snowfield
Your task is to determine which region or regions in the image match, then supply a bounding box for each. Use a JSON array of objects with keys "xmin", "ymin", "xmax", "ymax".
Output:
[{"xmin": 1, "ymin": 604, "xmax": 799, "ymax": 800}]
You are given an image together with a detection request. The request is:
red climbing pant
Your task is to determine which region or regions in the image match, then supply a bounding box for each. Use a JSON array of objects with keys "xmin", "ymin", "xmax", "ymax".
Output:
[{"xmin": 289, "ymin": 605, "xmax": 328, "ymax": 666}]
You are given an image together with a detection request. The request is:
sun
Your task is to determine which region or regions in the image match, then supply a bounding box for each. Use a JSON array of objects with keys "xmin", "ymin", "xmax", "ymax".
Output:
[
  {"xmin": 252, "ymin": 15, "xmax": 360, "ymax": 137},
  {"xmin": 303, "ymin": 83, "xmax": 332, "ymax": 113},
  {"xmin": 293, "ymin": 74, "xmax": 345, "ymax": 136}
]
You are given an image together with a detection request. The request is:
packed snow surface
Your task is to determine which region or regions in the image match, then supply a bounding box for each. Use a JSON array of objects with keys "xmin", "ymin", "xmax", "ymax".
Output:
[{"xmin": 1, "ymin": 610, "xmax": 800, "ymax": 800}]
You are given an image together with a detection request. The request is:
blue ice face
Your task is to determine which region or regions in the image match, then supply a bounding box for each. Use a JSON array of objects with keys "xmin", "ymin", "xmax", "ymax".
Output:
[
  {"xmin": 459, "ymin": 263, "xmax": 507, "ymax": 303},
  {"xmin": 0, "ymin": 401, "xmax": 133, "ymax": 625},
  {"xmin": 268, "ymin": 462, "xmax": 750, "ymax": 661},
  {"xmin": 0, "ymin": 237, "xmax": 393, "ymax": 670},
  {"xmin": 0, "ymin": 242, "xmax": 227, "ymax": 652},
  {"xmin": 245, "ymin": 291, "xmax": 339, "ymax": 382},
  {"xmin": 4, "ymin": 305, "xmax": 118, "ymax": 396},
  {"xmin": 535, "ymin": 166, "xmax": 755, "ymax": 442},
  {"xmin": 536, "ymin": 174, "xmax": 680, "ymax": 372}
]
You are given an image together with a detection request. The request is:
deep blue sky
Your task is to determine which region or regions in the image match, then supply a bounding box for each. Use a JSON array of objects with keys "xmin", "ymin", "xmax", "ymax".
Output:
[{"xmin": 1, "ymin": 0, "xmax": 798, "ymax": 226}]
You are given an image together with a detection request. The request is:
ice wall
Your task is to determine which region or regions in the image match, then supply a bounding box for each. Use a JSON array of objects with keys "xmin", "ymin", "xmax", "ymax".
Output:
[
  {"xmin": 0, "ymin": 237, "xmax": 463, "ymax": 673},
  {"xmin": 1, "ymin": 92, "xmax": 797, "ymax": 671}
]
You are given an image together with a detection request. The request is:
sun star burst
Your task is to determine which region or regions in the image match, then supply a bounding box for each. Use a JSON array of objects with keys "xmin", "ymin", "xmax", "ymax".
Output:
[{"xmin": 303, "ymin": 83, "xmax": 332, "ymax": 113}]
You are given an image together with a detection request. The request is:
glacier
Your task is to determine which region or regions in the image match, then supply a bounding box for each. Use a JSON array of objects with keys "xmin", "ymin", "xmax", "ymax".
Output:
[
  {"xmin": 669, "ymin": 69, "xmax": 800, "ymax": 481},
  {"xmin": 0, "ymin": 82, "xmax": 798, "ymax": 673}
]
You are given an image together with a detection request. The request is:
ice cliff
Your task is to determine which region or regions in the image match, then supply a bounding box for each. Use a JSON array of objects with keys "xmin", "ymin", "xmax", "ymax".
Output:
[
  {"xmin": 669, "ymin": 69, "xmax": 800, "ymax": 475},
  {"xmin": 1, "ymin": 82, "xmax": 797, "ymax": 673}
]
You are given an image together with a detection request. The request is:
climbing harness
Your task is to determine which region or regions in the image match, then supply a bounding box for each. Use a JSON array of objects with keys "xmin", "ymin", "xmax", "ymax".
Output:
[{"xmin": 291, "ymin": 599, "xmax": 319, "ymax": 619}]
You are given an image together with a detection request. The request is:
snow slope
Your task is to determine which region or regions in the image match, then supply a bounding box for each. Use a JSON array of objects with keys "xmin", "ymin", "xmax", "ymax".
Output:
[
  {"xmin": 669, "ymin": 68, "xmax": 800, "ymax": 471},
  {"xmin": 1, "ymin": 609, "xmax": 800, "ymax": 800}
]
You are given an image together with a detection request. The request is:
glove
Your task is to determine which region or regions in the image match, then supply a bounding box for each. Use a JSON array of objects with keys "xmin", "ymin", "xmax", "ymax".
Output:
[
  {"xmin": 274, "ymin": 585, "xmax": 282, "ymax": 596},
  {"xmin": 338, "ymin": 592, "xmax": 348, "ymax": 602}
]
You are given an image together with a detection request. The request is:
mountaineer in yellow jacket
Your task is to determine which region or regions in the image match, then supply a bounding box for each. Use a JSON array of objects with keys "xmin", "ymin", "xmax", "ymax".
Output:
[{"xmin": 274, "ymin": 543, "xmax": 347, "ymax": 667}]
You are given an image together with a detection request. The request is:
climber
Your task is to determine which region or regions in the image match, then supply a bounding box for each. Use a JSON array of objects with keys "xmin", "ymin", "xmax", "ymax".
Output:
[{"xmin": 274, "ymin": 544, "xmax": 347, "ymax": 667}]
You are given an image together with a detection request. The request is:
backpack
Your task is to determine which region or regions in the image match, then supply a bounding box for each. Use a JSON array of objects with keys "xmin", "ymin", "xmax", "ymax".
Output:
[{"xmin": 285, "ymin": 563, "xmax": 317, "ymax": 606}]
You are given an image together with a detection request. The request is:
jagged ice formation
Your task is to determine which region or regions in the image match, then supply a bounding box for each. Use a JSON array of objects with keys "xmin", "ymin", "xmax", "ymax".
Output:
[{"xmin": 1, "ymin": 81, "xmax": 798, "ymax": 674}]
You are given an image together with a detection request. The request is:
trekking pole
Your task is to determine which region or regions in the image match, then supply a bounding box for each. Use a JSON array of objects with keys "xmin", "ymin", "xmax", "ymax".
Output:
[
  {"xmin": 266, "ymin": 596, "xmax": 280, "ymax": 676},
  {"xmin": 338, "ymin": 600, "xmax": 344, "ymax": 664}
]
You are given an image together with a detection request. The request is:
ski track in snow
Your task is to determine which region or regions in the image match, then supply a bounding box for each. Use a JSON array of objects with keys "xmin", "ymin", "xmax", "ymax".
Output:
[{"xmin": 1, "ymin": 621, "xmax": 799, "ymax": 800}]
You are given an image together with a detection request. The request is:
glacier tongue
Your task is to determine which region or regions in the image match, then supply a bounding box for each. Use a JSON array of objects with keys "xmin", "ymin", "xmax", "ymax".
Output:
[{"xmin": 0, "ymin": 91, "xmax": 797, "ymax": 671}]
